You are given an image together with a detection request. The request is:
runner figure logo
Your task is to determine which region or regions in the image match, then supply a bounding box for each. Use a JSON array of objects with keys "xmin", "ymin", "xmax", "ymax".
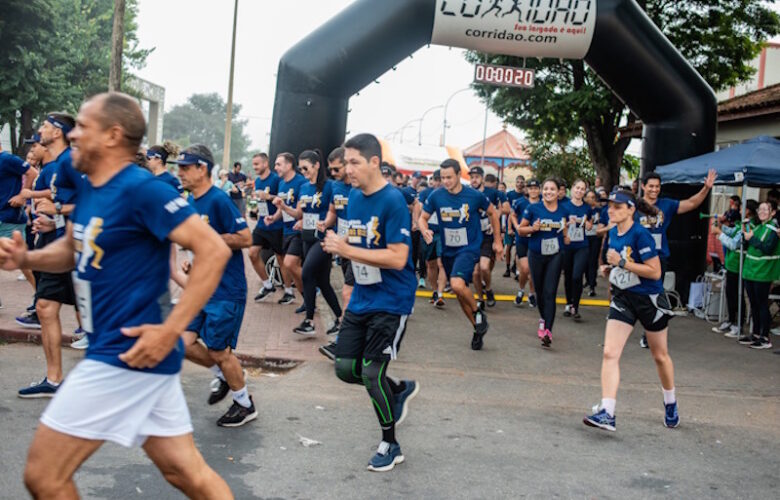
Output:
[
  {"xmin": 76, "ymin": 217, "xmax": 105, "ymax": 272},
  {"xmin": 366, "ymin": 216, "xmax": 381, "ymax": 248}
]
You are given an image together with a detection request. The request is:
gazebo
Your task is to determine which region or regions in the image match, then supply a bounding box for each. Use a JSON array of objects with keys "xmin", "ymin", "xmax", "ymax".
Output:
[{"xmin": 463, "ymin": 127, "xmax": 532, "ymax": 182}]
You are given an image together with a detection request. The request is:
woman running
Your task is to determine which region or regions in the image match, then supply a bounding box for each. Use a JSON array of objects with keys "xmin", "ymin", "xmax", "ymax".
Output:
[
  {"xmin": 517, "ymin": 178, "xmax": 570, "ymax": 347},
  {"xmin": 146, "ymin": 141, "xmax": 183, "ymax": 193},
  {"xmin": 292, "ymin": 150, "xmax": 342, "ymax": 336},
  {"xmin": 584, "ymin": 189, "xmax": 678, "ymax": 432},
  {"xmin": 562, "ymin": 179, "xmax": 593, "ymax": 321},
  {"xmin": 584, "ymin": 189, "xmax": 601, "ymax": 297}
]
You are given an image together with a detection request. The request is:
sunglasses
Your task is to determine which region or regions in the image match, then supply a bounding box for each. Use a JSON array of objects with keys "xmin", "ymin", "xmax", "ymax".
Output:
[
  {"xmin": 300, "ymin": 166, "xmax": 310, "ymax": 173},
  {"xmin": 329, "ymin": 167, "xmax": 342, "ymax": 172}
]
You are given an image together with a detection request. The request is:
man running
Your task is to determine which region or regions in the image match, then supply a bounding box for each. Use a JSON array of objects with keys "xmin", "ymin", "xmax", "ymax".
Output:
[
  {"xmin": 509, "ymin": 179, "xmax": 539, "ymax": 307},
  {"xmin": 321, "ymin": 133, "xmax": 419, "ymax": 472},
  {"xmin": 503, "ymin": 175, "xmax": 525, "ymax": 277},
  {"xmin": 176, "ymin": 144, "xmax": 257, "ymax": 427},
  {"xmin": 0, "ymin": 92, "xmax": 234, "ymax": 498},
  {"xmin": 420, "ymin": 159, "xmax": 502, "ymax": 350},
  {"xmin": 415, "ymin": 170, "xmax": 446, "ymax": 308},
  {"xmin": 248, "ymin": 152, "xmax": 286, "ymax": 302}
]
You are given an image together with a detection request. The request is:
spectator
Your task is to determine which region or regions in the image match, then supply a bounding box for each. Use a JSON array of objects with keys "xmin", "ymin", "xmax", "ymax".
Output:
[
  {"xmin": 227, "ymin": 161, "xmax": 248, "ymax": 216},
  {"xmin": 217, "ymin": 169, "xmax": 235, "ymax": 194}
]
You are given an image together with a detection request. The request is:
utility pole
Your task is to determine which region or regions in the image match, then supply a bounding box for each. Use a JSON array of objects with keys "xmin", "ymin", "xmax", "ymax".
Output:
[
  {"xmin": 109, "ymin": 0, "xmax": 126, "ymax": 91},
  {"xmin": 222, "ymin": 0, "xmax": 239, "ymax": 170}
]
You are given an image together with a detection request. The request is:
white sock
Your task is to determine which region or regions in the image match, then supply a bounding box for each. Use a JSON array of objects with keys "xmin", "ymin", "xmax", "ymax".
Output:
[
  {"xmin": 285, "ymin": 287, "xmax": 294, "ymax": 295},
  {"xmin": 263, "ymin": 279, "xmax": 273, "ymax": 290},
  {"xmin": 209, "ymin": 365, "xmax": 225, "ymax": 381},
  {"xmin": 601, "ymin": 398, "xmax": 616, "ymax": 417},
  {"xmin": 46, "ymin": 378, "xmax": 60, "ymax": 387},
  {"xmin": 662, "ymin": 388, "xmax": 676, "ymax": 405},
  {"xmin": 232, "ymin": 386, "xmax": 251, "ymax": 408}
]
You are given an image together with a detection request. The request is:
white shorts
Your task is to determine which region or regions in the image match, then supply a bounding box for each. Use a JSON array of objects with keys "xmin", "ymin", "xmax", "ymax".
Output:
[{"xmin": 41, "ymin": 359, "xmax": 193, "ymax": 447}]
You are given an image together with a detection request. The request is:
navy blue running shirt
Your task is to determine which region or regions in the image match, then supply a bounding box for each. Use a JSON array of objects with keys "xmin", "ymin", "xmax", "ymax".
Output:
[
  {"xmin": 71, "ymin": 165, "xmax": 195, "ymax": 374},
  {"xmin": 522, "ymin": 201, "xmax": 569, "ymax": 255},
  {"xmin": 156, "ymin": 170, "xmax": 183, "ymax": 194},
  {"xmin": 300, "ymin": 179, "xmax": 334, "ymax": 240},
  {"xmin": 254, "ymin": 171, "xmax": 282, "ymax": 231},
  {"xmin": 278, "ymin": 173, "xmax": 306, "ymax": 235},
  {"xmin": 332, "ymin": 179, "xmax": 351, "ymax": 237},
  {"xmin": 345, "ymin": 184, "xmax": 416, "ymax": 316},
  {"xmin": 188, "ymin": 186, "xmax": 248, "ymax": 303},
  {"xmin": 51, "ymin": 148, "xmax": 84, "ymax": 204},
  {"xmin": 607, "ymin": 222, "xmax": 663, "ymax": 294},
  {"xmin": 0, "ymin": 152, "xmax": 30, "ymax": 224},
  {"xmin": 562, "ymin": 199, "xmax": 592, "ymax": 250},
  {"xmin": 512, "ymin": 196, "xmax": 530, "ymax": 246},
  {"xmin": 417, "ymin": 186, "xmax": 439, "ymax": 231},
  {"xmin": 423, "ymin": 186, "xmax": 490, "ymax": 257},
  {"xmin": 635, "ymin": 198, "xmax": 679, "ymax": 260}
]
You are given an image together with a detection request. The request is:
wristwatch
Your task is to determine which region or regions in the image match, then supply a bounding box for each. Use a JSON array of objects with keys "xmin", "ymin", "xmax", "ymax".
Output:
[
  {"xmin": 618, "ymin": 257, "xmax": 626, "ymax": 269},
  {"xmin": 54, "ymin": 202, "xmax": 63, "ymax": 215}
]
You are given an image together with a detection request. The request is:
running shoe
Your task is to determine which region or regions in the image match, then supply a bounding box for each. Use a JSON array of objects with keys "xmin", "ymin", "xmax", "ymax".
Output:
[
  {"xmin": 583, "ymin": 407, "xmax": 616, "ymax": 432},
  {"xmin": 712, "ymin": 321, "xmax": 732, "ymax": 334},
  {"xmin": 664, "ymin": 401, "xmax": 680, "ymax": 428},
  {"xmin": 514, "ymin": 290, "xmax": 525, "ymax": 307},
  {"xmin": 367, "ymin": 441, "xmax": 404, "ymax": 472},
  {"xmin": 572, "ymin": 307, "xmax": 582, "ymax": 322},
  {"xmin": 18, "ymin": 378, "xmax": 59, "ymax": 399},
  {"xmin": 502, "ymin": 268, "xmax": 511, "ymax": 278},
  {"xmin": 394, "ymin": 380, "xmax": 420, "ymax": 427},
  {"xmin": 418, "ymin": 278, "xmax": 426, "ymax": 289},
  {"xmin": 443, "ymin": 283, "xmax": 452, "ymax": 294},
  {"xmin": 771, "ymin": 327, "xmax": 780, "ymax": 336},
  {"xmin": 485, "ymin": 290, "xmax": 496, "ymax": 308},
  {"xmin": 541, "ymin": 329, "xmax": 552, "ymax": 348},
  {"xmin": 471, "ymin": 310, "xmax": 488, "ymax": 351},
  {"xmin": 208, "ymin": 378, "xmax": 230, "ymax": 405},
  {"xmin": 295, "ymin": 304, "xmax": 306, "ymax": 314},
  {"xmin": 277, "ymin": 292, "xmax": 295, "ymax": 305},
  {"xmin": 318, "ymin": 342, "xmax": 337, "ymax": 361},
  {"xmin": 563, "ymin": 304, "xmax": 572, "ymax": 317},
  {"xmin": 326, "ymin": 319, "xmax": 341, "ymax": 336},
  {"xmin": 429, "ymin": 291, "xmax": 438, "ymax": 304},
  {"xmin": 73, "ymin": 327, "xmax": 84, "ymax": 336},
  {"xmin": 217, "ymin": 396, "xmax": 258, "ymax": 427},
  {"xmin": 639, "ymin": 335, "xmax": 648, "ymax": 348},
  {"xmin": 16, "ymin": 273, "xmax": 26, "ymax": 281},
  {"xmin": 434, "ymin": 296, "xmax": 445, "ymax": 309},
  {"xmin": 537, "ymin": 319, "xmax": 545, "ymax": 341},
  {"xmin": 293, "ymin": 319, "xmax": 316, "ymax": 336},
  {"xmin": 70, "ymin": 335, "xmax": 89, "ymax": 350},
  {"xmin": 528, "ymin": 294, "xmax": 537, "ymax": 308},
  {"xmin": 477, "ymin": 300, "xmax": 485, "ymax": 311},
  {"xmin": 749, "ymin": 337, "xmax": 772, "ymax": 349},
  {"xmin": 738, "ymin": 335, "xmax": 756, "ymax": 345},
  {"xmin": 254, "ymin": 286, "xmax": 275, "ymax": 302},
  {"xmin": 723, "ymin": 326, "xmax": 740, "ymax": 338},
  {"xmin": 26, "ymin": 302, "xmax": 36, "ymax": 313},
  {"xmin": 588, "ymin": 288, "xmax": 597, "ymax": 297},
  {"xmin": 15, "ymin": 313, "xmax": 41, "ymax": 330}
]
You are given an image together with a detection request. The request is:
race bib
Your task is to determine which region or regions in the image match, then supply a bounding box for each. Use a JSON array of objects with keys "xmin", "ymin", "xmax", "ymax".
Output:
[
  {"xmin": 568, "ymin": 225, "xmax": 585, "ymax": 242},
  {"xmin": 541, "ymin": 238, "xmax": 560, "ymax": 256},
  {"xmin": 71, "ymin": 274, "xmax": 94, "ymax": 334},
  {"xmin": 282, "ymin": 210, "xmax": 295, "ymax": 223},
  {"xmin": 257, "ymin": 202, "xmax": 270, "ymax": 217},
  {"xmin": 303, "ymin": 213, "xmax": 318, "ymax": 231},
  {"xmin": 337, "ymin": 218, "xmax": 348, "ymax": 237},
  {"xmin": 352, "ymin": 261, "xmax": 382, "ymax": 285},
  {"xmin": 609, "ymin": 266, "xmax": 641, "ymax": 290},
  {"xmin": 444, "ymin": 227, "xmax": 468, "ymax": 247},
  {"xmin": 585, "ymin": 226, "xmax": 598, "ymax": 237},
  {"xmin": 480, "ymin": 217, "xmax": 490, "ymax": 232},
  {"xmin": 429, "ymin": 212, "xmax": 439, "ymax": 225},
  {"xmin": 54, "ymin": 214, "xmax": 66, "ymax": 229},
  {"xmin": 653, "ymin": 233, "xmax": 663, "ymax": 250}
]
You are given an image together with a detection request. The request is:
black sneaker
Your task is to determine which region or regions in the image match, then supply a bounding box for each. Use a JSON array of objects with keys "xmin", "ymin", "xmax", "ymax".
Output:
[
  {"xmin": 572, "ymin": 307, "xmax": 582, "ymax": 322},
  {"xmin": 254, "ymin": 286, "xmax": 275, "ymax": 302},
  {"xmin": 293, "ymin": 319, "xmax": 316, "ymax": 336},
  {"xmin": 429, "ymin": 291, "xmax": 438, "ymax": 305},
  {"xmin": 749, "ymin": 337, "xmax": 772, "ymax": 350},
  {"xmin": 326, "ymin": 319, "xmax": 341, "ymax": 336},
  {"xmin": 15, "ymin": 312, "xmax": 41, "ymax": 329},
  {"xmin": 319, "ymin": 342, "xmax": 337, "ymax": 361},
  {"xmin": 277, "ymin": 292, "xmax": 295, "ymax": 305},
  {"xmin": 563, "ymin": 304, "xmax": 572, "ymax": 317},
  {"xmin": 217, "ymin": 397, "xmax": 258, "ymax": 427},
  {"xmin": 639, "ymin": 335, "xmax": 649, "ymax": 348},
  {"xmin": 208, "ymin": 378, "xmax": 230, "ymax": 405},
  {"xmin": 471, "ymin": 310, "xmax": 488, "ymax": 350},
  {"xmin": 477, "ymin": 300, "xmax": 485, "ymax": 311},
  {"xmin": 588, "ymin": 288, "xmax": 597, "ymax": 297},
  {"xmin": 738, "ymin": 335, "xmax": 756, "ymax": 345},
  {"xmin": 434, "ymin": 296, "xmax": 445, "ymax": 309},
  {"xmin": 485, "ymin": 290, "xmax": 496, "ymax": 308},
  {"xmin": 295, "ymin": 304, "xmax": 306, "ymax": 314},
  {"xmin": 502, "ymin": 269, "xmax": 511, "ymax": 278},
  {"xmin": 528, "ymin": 294, "xmax": 537, "ymax": 308}
]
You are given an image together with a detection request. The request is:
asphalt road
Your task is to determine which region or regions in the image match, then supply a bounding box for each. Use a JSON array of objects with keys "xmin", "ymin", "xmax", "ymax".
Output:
[{"xmin": 1, "ymin": 298, "xmax": 778, "ymax": 499}]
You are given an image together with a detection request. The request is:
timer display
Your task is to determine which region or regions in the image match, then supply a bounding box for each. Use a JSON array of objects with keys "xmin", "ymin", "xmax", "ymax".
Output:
[{"xmin": 474, "ymin": 63, "xmax": 535, "ymax": 88}]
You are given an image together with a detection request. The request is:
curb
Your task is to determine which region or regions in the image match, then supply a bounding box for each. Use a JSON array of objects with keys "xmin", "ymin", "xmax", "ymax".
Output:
[
  {"xmin": 414, "ymin": 290, "xmax": 611, "ymax": 307},
  {"xmin": 0, "ymin": 327, "xmax": 302, "ymax": 373}
]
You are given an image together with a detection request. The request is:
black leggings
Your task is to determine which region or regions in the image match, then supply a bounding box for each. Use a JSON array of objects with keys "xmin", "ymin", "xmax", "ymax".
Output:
[
  {"xmin": 586, "ymin": 236, "xmax": 601, "ymax": 289},
  {"xmin": 744, "ymin": 279, "xmax": 771, "ymax": 338},
  {"xmin": 528, "ymin": 250, "xmax": 563, "ymax": 331},
  {"xmin": 412, "ymin": 230, "xmax": 425, "ymax": 279},
  {"xmin": 725, "ymin": 270, "xmax": 745, "ymax": 326},
  {"xmin": 563, "ymin": 246, "xmax": 588, "ymax": 308},
  {"xmin": 302, "ymin": 240, "xmax": 342, "ymax": 321}
]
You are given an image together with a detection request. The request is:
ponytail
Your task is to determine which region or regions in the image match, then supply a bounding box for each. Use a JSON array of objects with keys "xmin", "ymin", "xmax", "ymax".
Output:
[{"xmin": 299, "ymin": 149, "xmax": 326, "ymax": 191}]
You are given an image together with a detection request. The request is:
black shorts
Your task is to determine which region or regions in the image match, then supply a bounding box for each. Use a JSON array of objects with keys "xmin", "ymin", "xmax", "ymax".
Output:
[
  {"xmin": 335, "ymin": 310, "xmax": 409, "ymax": 361},
  {"xmin": 515, "ymin": 241, "xmax": 528, "ymax": 259},
  {"xmin": 282, "ymin": 233, "xmax": 303, "ymax": 258},
  {"xmin": 252, "ymin": 227, "xmax": 283, "ymax": 255},
  {"xmin": 480, "ymin": 236, "xmax": 494, "ymax": 259},
  {"xmin": 36, "ymin": 272, "xmax": 76, "ymax": 305},
  {"xmin": 340, "ymin": 258, "xmax": 355, "ymax": 287},
  {"xmin": 608, "ymin": 290, "xmax": 673, "ymax": 332}
]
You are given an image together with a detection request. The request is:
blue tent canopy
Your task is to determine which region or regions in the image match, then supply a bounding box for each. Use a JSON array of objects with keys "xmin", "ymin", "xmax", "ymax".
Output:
[{"xmin": 656, "ymin": 136, "xmax": 780, "ymax": 187}]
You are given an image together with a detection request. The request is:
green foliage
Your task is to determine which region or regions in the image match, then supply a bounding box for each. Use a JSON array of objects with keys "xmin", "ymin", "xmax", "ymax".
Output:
[
  {"xmin": 529, "ymin": 141, "xmax": 594, "ymax": 186},
  {"xmin": 164, "ymin": 93, "xmax": 252, "ymax": 171}
]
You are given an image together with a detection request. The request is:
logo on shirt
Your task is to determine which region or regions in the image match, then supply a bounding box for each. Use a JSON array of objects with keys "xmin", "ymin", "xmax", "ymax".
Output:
[
  {"xmin": 200, "ymin": 214, "xmax": 211, "ymax": 225},
  {"xmin": 539, "ymin": 218, "xmax": 566, "ymax": 232},
  {"xmin": 164, "ymin": 197, "xmax": 189, "ymax": 214},
  {"xmin": 620, "ymin": 246, "xmax": 635, "ymax": 263},
  {"xmin": 282, "ymin": 188, "xmax": 295, "ymax": 204},
  {"xmin": 639, "ymin": 212, "xmax": 664, "ymax": 229},
  {"xmin": 440, "ymin": 204, "xmax": 470, "ymax": 223},
  {"xmin": 347, "ymin": 216, "xmax": 382, "ymax": 248},
  {"xmin": 74, "ymin": 217, "xmax": 105, "ymax": 273},
  {"xmin": 333, "ymin": 195, "xmax": 348, "ymax": 211}
]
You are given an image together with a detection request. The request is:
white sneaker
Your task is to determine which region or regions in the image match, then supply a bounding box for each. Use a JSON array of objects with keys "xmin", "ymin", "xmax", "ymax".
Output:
[
  {"xmin": 17, "ymin": 274, "xmax": 26, "ymax": 281},
  {"xmin": 723, "ymin": 326, "xmax": 740, "ymax": 338},
  {"xmin": 712, "ymin": 321, "xmax": 732, "ymax": 334},
  {"xmin": 771, "ymin": 327, "xmax": 780, "ymax": 336},
  {"xmin": 70, "ymin": 335, "xmax": 89, "ymax": 350}
]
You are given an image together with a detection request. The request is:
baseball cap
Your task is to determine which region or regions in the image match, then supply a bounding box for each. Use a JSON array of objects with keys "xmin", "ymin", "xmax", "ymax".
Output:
[
  {"xmin": 608, "ymin": 189, "xmax": 635, "ymax": 207},
  {"xmin": 23, "ymin": 134, "xmax": 41, "ymax": 145},
  {"xmin": 469, "ymin": 166, "xmax": 484, "ymax": 176},
  {"xmin": 380, "ymin": 165, "xmax": 393, "ymax": 176},
  {"xmin": 526, "ymin": 179, "xmax": 540, "ymax": 188},
  {"xmin": 412, "ymin": 171, "xmax": 422, "ymax": 179}
]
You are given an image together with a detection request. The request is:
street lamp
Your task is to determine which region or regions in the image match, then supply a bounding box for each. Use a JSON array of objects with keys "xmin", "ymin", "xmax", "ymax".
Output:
[
  {"xmin": 396, "ymin": 119, "xmax": 419, "ymax": 144},
  {"xmin": 418, "ymin": 105, "xmax": 444, "ymax": 146},
  {"xmin": 442, "ymin": 87, "xmax": 472, "ymax": 146}
]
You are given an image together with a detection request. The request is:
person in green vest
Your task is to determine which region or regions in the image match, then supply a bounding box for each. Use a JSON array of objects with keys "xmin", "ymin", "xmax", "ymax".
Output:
[{"xmin": 741, "ymin": 200, "xmax": 779, "ymax": 350}]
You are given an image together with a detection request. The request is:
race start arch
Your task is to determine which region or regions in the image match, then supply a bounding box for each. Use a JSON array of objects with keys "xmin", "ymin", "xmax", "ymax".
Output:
[{"xmin": 269, "ymin": 0, "xmax": 718, "ymax": 289}]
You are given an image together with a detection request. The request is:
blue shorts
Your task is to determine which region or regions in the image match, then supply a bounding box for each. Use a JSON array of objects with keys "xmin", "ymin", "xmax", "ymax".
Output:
[
  {"xmin": 441, "ymin": 251, "xmax": 479, "ymax": 284},
  {"xmin": 503, "ymin": 232, "xmax": 514, "ymax": 246},
  {"xmin": 187, "ymin": 300, "xmax": 245, "ymax": 351},
  {"xmin": 0, "ymin": 222, "xmax": 25, "ymax": 239},
  {"xmin": 423, "ymin": 232, "xmax": 442, "ymax": 262}
]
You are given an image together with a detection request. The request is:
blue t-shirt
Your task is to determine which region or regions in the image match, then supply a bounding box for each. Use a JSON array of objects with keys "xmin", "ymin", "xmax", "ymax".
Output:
[
  {"xmin": 586, "ymin": 205, "xmax": 601, "ymax": 238},
  {"xmin": 34, "ymin": 161, "xmax": 56, "ymax": 192},
  {"xmin": 607, "ymin": 222, "xmax": 663, "ymax": 294},
  {"xmin": 51, "ymin": 148, "xmax": 84, "ymax": 204},
  {"xmin": 0, "ymin": 152, "xmax": 30, "ymax": 224},
  {"xmin": 512, "ymin": 196, "xmax": 530, "ymax": 246},
  {"xmin": 507, "ymin": 190, "xmax": 524, "ymax": 205},
  {"xmin": 635, "ymin": 198, "xmax": 679, "ymax": 260},
  {"xmin": 423, "ymin": 186, "xmax": 490, "ymax": 257},
  {"xmin": 522, "ymin": 201, "xmax": 569, "ymax": 255},
  {"xmin": 417, "ymin": 187, "xmax": 439, "ymax": 230},
  {"xmin": 398, "ymin": 186, "xmax": 417, "ymax": 206},
  {"xmin": 278, "ymin": 173, "xmax": 306, "ymax": 235},
  {"xmin": 599, "ymin": 205, "xmax": 610, "ymax": 227},
  {"xmin": 188, "ymin": 186, "xmax": 248, "ymax": 303},
  {"xmin": 562, "ymin": 199, "xmax": 592, "ymax": 250},
  {"xmin": 332, "ymin": 179, "xmax": 352, "ymax": 237},
  {"xmin": 156, "ymin": 171, "xmax": 183, "ymax": 194},
  {"xmin": 480, "ymin": 187, "xmax": 504, "ymax": 235},
  {"xmin": 72, "ymin": 164, "xmax": 195, "ymax": 374},
  {"xmin": 345, "ymin": 184, "xmax": 417, "ymax": 316},
  {"xmin": 300, "ymin": 180, "xmax": 334, "ymax": 241},
  {"xmin": 253, "ymin": 171, "xmax": 282, "ymax": 231}
]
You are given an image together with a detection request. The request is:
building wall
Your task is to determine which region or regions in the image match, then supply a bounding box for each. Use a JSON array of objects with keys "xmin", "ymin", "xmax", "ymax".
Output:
[
  {"xmin": 717, "ymin": 114, "xmax": 780, "ymax": 146},
  {"xmin": 715, "ymin": 44, "xmax": 780, "ymax": 101}
]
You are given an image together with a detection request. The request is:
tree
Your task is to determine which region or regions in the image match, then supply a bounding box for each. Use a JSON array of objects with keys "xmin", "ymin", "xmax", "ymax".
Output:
[
  {"xmin": 0, "ymin": 0, "xmax": 150, "ymax": 153},
  {"xmin": 467, "ymin": 0, "xmax": 780, "ymax": 191},
  {"xmin": 163, "ymin": 93, "xmax": 252, "ymax": 170}
]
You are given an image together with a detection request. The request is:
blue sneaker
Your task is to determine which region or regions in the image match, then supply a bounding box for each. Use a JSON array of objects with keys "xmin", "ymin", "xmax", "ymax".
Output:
[
  {"xmin": 583, "ymin": 407, "xmax": 616, "ymax": 432},
  {"xmin": 394, "ymin": 380, "xmax": 420, "ymax": 427},
  {"xmin": 367, "ymin": 441, "xmax": 404, "ymax": 472},
  {"xmin": 18, "ymin": 378, "xmax": 59, "ymax": 399},
  {"xmin": 15, "ymin": 313, "xmax": 41, "ymax": 330},
  {"xmin": 73, "ymin": 327, "xmax": 84, "ymax": 336},
  {"xmin": 664, "ymin": 401, "xmax": 680, "ymax": 428}
]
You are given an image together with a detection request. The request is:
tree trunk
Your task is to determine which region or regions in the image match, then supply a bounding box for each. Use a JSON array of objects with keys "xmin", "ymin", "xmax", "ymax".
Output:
[
  {"xmin": 9, "ymin": 123, "xmax": 18, "ymax": 155},
  {"xmin": 19, "ymin": 108, "xmax": 34, "ymax": 148},
  {"xmin": 109, "ymin": 0, "xmax": 126, "ymax": 92}
]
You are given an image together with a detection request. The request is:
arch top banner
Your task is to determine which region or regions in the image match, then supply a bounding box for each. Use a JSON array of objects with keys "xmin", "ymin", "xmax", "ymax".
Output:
[{"xmin": 431, "ymin": 0, "xmax": 597, "ymax": 60}]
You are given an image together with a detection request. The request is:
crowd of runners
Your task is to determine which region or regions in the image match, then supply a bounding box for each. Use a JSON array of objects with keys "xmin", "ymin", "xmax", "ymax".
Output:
[{"xmin": 0, "ymin": 91, "xmax": 778, "ymax": 497}]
